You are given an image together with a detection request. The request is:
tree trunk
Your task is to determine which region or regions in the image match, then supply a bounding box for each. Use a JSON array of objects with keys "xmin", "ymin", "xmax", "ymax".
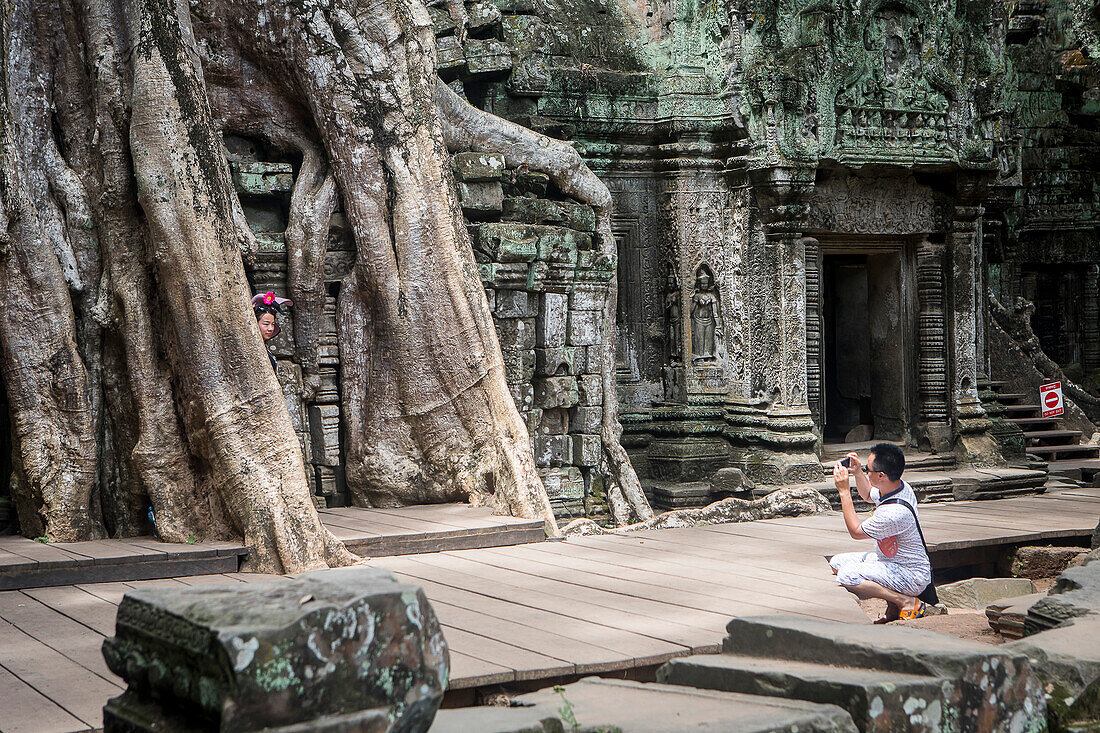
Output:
[{"xmin": 0, "ymin": 0, "xmax": 650, "ymax": 566}]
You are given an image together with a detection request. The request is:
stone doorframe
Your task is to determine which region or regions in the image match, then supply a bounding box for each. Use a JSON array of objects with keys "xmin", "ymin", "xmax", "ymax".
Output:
[{"xmin": 804, "ymin": 234, "xmax": 924, "ymax": 446}]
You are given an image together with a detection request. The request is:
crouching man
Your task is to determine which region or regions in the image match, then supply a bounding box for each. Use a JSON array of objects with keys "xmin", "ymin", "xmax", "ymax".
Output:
[{"xmin": 830, "ymin": 442, "xmax": 933, "ymax": 622}]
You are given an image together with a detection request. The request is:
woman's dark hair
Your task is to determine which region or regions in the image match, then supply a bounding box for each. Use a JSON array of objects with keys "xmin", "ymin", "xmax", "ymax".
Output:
[
  {"xmin": 254, "ymin": 304, "xmax": 280, "ymax": 320},
  {"xmin": 869, "ymin": 442, "xmax": 905, "ymax": 482}
]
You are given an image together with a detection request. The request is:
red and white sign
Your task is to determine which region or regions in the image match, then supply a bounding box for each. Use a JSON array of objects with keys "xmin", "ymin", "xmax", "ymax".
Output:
[{"xmin": 1041, "ymin": 381, "xmax": 1064, "ymax": 418}]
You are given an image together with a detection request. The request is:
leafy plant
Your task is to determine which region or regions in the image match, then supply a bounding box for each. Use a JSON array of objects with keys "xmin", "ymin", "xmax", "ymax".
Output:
[
  {"xmin": 186, "ymin": 535, "xmax": 197, "ymax": 544},
  {"xmin": 553, "ymin": 685, "xmax": 579, "ymax": 732},
  {"xmin": 34, "ymin": 536, "xmax": 49, "ymax": 544}
]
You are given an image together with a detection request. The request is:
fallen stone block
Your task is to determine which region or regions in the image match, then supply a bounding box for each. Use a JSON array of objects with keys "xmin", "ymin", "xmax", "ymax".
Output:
[
  {"xmin": 659, "ymin": 654, "xmax": 946, "ymax": 733},
  {"xmin": 428, "ymin": 678, "xmax": 858, "ymax": 732},
  {"xmin": 1005, "ymin": 614, "xmax": 1100, "ymax": 731},
  {"xmin": 1009, "ymin": 546, "xmax": 1090, "ymax": 579},
  {"xmin": 1025, "ymin": 561, "xmax": 1100, "ymax": 635},
  {"xmin": 986, "ymin": 593, "xmax": 1046, "ymax": 640},
  {"xmin": 719, "ymin": 615, "xmax": 1046, "ymax": 733},
  {"xmin": 102, "ymin": 567, "xmax": 448, "ymax": 732},
  {"xmin": 938, "ymin": 577, "xmax": 1036, "ymax": 609}
]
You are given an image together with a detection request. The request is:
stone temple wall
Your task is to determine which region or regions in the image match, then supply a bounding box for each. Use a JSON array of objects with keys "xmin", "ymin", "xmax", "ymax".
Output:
[{"xmin": 233, "ymin": 137, "xmax": 611, "ymax": 521}]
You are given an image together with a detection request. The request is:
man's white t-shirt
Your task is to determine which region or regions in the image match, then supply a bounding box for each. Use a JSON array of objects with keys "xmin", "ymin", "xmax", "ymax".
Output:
[{"xmin": 861, "ymin": 481, "xmax": 932, "ymax": 579}]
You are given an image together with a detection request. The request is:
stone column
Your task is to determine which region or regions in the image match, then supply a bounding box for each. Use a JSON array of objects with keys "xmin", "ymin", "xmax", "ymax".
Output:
[
  {"xmin": 805, "ymin": 238, "xmax": 823, "ymax": 427},
  {"xmin": 1083, "ymin": 264, "xmax": 1100, "ymax": 371},
  {"xmin": 645, "ymin": 130, "xmax": 738, "ymax": 485},
  {"xmin": 916, "ymin": 238, "xmax": 952, "ymax": 452},
  {"xmin": 949, "ymin": 186, "xmax": 1000, "ymax": 464},
  {"xmin": 727, "ymin": 166, "xmax": 820, "ymax": 485}
]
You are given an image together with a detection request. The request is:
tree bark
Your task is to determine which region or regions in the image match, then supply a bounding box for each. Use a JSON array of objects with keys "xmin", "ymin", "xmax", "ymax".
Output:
[{"xmin": 0, "ymin": 0, "xmax": 649, "ymax": 564}]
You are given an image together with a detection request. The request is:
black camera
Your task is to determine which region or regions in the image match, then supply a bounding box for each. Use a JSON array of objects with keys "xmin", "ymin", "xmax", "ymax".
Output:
[{"xmin": 839, "ymin": 457, "xmax": 852, "ymax": 468}]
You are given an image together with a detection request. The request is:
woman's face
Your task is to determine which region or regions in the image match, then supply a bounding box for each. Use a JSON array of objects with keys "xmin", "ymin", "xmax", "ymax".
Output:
[{"xmin": 257, "ymin": 312, "xmax": 277, "ymax": 341}]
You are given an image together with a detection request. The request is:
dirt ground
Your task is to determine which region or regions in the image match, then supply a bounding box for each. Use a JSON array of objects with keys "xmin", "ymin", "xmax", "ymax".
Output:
[{"xmin": 853, "ymin": 578, "xmax": 1057, "ymax": 644}]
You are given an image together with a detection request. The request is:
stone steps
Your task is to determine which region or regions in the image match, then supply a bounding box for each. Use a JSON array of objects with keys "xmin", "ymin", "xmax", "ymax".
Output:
[
  {"xmin": 793, "ymin": 466, "xmax": 1048, "ymax": 508},
  {"xmin": 1046, "ymin": 458, "xmax": 1100, "ymax": 483},
  {"xmin": 429, "ymin": 677, "xmax": 859, "ymax": 732},
  {"xmin": 656, "ymin": 615, "xmax": 1046, "ymax": 733},
  {"xmin": 1007, "ymin": 416, "xmax": 1060, "ymax": 428},
  {"xmin": 1027, "ymin": 444, "xmax": 1100, "ymax": 460},
  {"xmin": 1023, "ymin": 429, "xmax": 1084, "ymax": 443},
  {"xmin": 656, "ymin": 654, "xmax": 945, "ymax": 732}
]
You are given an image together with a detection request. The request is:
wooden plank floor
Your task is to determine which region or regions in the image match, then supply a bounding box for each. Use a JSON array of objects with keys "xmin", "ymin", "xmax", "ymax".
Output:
[
  {"xmin": 0, "ymin": 505, "xmax": 546, "ymax": 591},
  {"xmin": 0, "ymin": 489, "xmax": 1097, "ymax": 732}
]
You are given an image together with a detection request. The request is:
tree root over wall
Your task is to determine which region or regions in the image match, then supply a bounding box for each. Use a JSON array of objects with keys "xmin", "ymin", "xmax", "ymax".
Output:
[
  {"xmin": 0, "ymin": 0, "xmax": 653, "ymax": 569},
  {"xmin": 561, "ymin": 487, "xmax": 830, "ymax": 536}
]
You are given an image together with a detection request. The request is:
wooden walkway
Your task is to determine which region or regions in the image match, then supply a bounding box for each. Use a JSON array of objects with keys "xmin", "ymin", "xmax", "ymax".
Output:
[
  {"xmin": 0, "ymin": 505, "xmax": 546, "ymax": 591},
  {"xmin": 1, "ymin": 488, "xmax": 1097, "ymax": 732}
]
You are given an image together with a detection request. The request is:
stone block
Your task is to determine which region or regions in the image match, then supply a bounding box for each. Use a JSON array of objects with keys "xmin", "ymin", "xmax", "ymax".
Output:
[
  {"xmin": 426, "ymin": 4, "xmax": 456, "ymax": 33},
  {"xmin": 476, "ymin": 223, "xmax": 537, "ymax": 263},
  {"xmin": 709, "ymin": 467, "xmax": 753, "ymax": 496},
  {"xmin": 537, "ymin": 407, "xmax": 568, "ymax": 434},
  {"xmin": 102, "ymin": 567, "xmax": 448, "ymax": 732},
  {"xmin": 434, "ymin": 35, "xmax": 465, "ymax": 70},
  {"xmin": 569, "ymin": 287, "xmax": 607, "ymax": 312},
  {"xmin": 452, "ymin": 151, "xmax": 505, "ymax": 183},
  {"xmin": 542, "ymin": 467, "xmax": 584, "ymax": 500},
  {"xmin": 466, "ymin": 1, "xmax": 502, "ymax": 30},
  {"xmin": 659, "ymin": 654, "xmax": 946, "ymax": 733},
  {"xmin": 494, "ymin": 316, "xmax": 535, "ymax": 351},
  {"xmin": 230, "ymin": 161, "xmax": 294, "ymax": 196},
  {"xmin": 714, "ymin": 616, "xmax": 1045, "ymax": 733},
  {"xmin": 573, "ymin": 434, "xmax": 602, "ymax": 467},
  {"xmin": 308, "ymin": 404, "xmax": 341, "ymax": 467},
  {"xmin": 577, "ymin": 374, "xmax": 603, "ymax": 406},
  {"xmin": 567, "ymin": 308, "xmax": 602, "ymax": 346},
  {"xmin": 457, "ymin": 181, "xmax": 503, "ymax": 213},
  {"xmin": 1009, "ymin": 546, "xmax": 1090, "ymax": 579},
  {"xmin": 569, "ymin": 405, "xmax": 603, "ymax": 434},
  {"xmin": 464, "ymin": 39, "xmax": 513, "ymax": 75},
  {"xmin": 534, "ymin": 434, "xmax": 571, "ymax": 467},
  {"xmin": 536, "ymin": 292, "xmax": 568, "ymax": 347},
  {"xmin": 430, "ymin": 678, "xmax": 858, "ymax": 733},
  {"xmin": 536, "ymin": 228, "xmax": 585, "ymax": 265},
  {"xmin": 499, "ymin": 346, "xmax": 535, "ymax": 383},
  {"xmin": 535, "ymin": 346, "xmax": 575, "ymax": 376},
  {"xmin": 1025, "ymin": 562, "xmax": 1100, "ymax": 635},
  {"xmin": 502, "ymin": 197, "xmax": 567, "ymax": 225},
  {"xmin": 937, "ymin": 577, "xmax": 1037, "ymax": 609},
  {"xmin": 508, "ymin": 383, "xmax": 534, "ymax": 412},
  {"xmin": 1004, "ymin": 614, "xmax": 1100, "ymax": 731},
  {"xmin": 494, "ymin": 289, "xmax": 534, "ymax": 318},
  {"xmin": 533, "ymin": 376, "xmax": 579, "ymax": 409},
  {"xmin": 315, "ymin": 465, "xmax": 343, "ymax": 498}
]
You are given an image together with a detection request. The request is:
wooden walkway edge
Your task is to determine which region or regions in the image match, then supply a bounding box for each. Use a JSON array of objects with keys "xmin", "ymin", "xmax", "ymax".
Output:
[{"xmin": 0, "ymin": 505, "xmax": 547, "ymax": 591}]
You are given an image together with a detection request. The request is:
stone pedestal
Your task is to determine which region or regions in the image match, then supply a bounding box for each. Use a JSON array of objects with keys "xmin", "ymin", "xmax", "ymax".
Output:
[
  {"xmin": 646, "ymin": 401, "xmax": 731, "ymax": 482},
  {"xmin": 726, "ymin": 400, "xmax": 822, "ymax": 485},
  {"xmin": 102, "ymin": 567, "xmax": 448, "ymax": 732}
]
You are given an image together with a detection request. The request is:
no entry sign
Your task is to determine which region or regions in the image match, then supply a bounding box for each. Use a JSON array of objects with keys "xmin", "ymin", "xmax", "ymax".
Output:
[{"xmin": 1041, "ymin": 381, "xmax": 1064, "ymax": 418}]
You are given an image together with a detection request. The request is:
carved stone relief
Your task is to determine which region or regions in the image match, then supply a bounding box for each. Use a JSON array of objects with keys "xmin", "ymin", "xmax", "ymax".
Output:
[
  {"xmin": 691, "ymin": 265, "xmax": 721, "ymax": 363},
  {"xmin": 805, "ymin": 173, "xmax": 950, "ymax": 235}
]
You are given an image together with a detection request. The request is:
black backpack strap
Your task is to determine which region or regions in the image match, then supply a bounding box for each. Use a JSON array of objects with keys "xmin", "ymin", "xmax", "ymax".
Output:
[{"xmin": 880, "ymin": 497, "xmax": 938, "ymax": 604}]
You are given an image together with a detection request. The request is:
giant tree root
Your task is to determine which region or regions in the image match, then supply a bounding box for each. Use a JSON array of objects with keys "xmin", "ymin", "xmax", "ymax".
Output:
[{"xmin": 560, "ymin": 487, "xmax": 831, "ymax": 536}]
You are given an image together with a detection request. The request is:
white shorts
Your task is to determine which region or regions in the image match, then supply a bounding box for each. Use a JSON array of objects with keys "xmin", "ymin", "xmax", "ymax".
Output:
[{"xmin": 829, "ymin": 551, "xmax": 928, "ymax": 598}]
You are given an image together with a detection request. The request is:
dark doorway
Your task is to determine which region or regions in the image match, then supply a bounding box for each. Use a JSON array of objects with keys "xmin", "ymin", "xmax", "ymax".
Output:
[{"xmin": 822, "ymin": 251, "xmax": 909, "ymax": 442}]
